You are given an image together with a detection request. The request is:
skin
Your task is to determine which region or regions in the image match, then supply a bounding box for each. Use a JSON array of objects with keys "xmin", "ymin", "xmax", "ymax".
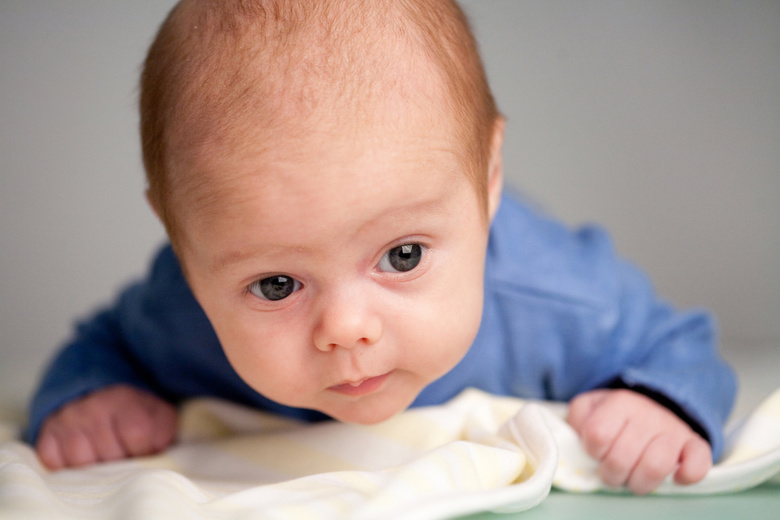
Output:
[
  {"xmin": 568, "ymin": 389, "xmax": 712, "ymax": 495},
  {"xmin": 36, "ymin": 385, "xmax": 176, "ymax": 469}
]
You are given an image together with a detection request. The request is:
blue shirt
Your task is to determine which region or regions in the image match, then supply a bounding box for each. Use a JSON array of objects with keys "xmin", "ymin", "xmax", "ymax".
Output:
[{"xmin": 28, "ymin": 194, "xmax": 736, "ymax": 458}]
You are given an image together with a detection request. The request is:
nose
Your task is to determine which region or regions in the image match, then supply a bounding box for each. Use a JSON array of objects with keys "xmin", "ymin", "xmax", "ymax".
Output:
[{"xmin": 312, "ymin": 285, "xmax": 383, "ymax": 352}]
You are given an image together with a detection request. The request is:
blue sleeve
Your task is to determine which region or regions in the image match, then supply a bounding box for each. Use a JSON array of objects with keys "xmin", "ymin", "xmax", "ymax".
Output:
[
  {"xmin": 421, "ymin": 194, "xmax": 737, "ymax": 460},
  {"xmin": 26, "ymin": 245, "xmax": 240, "ymax": 444},
  {"xmin": 26, "ymin": 304, "xmax": 159, "ymax": 446},
  {"xmin": 499, "ymin": 196, "xmax": 737, "ymax": 459},
  {"xmin": 558, "ymin": 251, "xmax": 737, "ymax": 459}
]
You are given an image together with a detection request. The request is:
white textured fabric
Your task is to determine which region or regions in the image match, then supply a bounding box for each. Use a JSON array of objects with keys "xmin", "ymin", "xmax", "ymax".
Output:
[{"xmin": 1, "ymin": 388, "xmax": 778, "ymax": 519}]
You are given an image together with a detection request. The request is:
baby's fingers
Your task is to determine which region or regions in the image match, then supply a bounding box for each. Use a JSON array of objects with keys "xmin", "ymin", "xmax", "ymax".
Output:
[
  {"xmin": 568, "ymin": 391, "xmax": 627, "ymax": 460},
  {"xmin": 627, "ymin": 433, "xmax": 711, "ymax": 494},
  {"xmin": 91, "ymin": 416, "xmax": 128, "ymax": 462},
  {"xmin": 114, "ymin": 397, "xmax": 177, "ymax": 457},
  {"xmin": 37, "ymin": 428, "xmax": 99, "ymax": 469},
  {"xmin": 626, "ymin": 434, "xmax": 683, "ymax": 495},
  {"xmin": 36, "ymin": 431, "xmax": 66, "ymax": 470},
  {"xmin": 674, "ymin": 436, "xmax": 712, "ymax": 485},
  {"xmin": 567, "ymin": 389, "xmax": 608, "ymax": 433}
]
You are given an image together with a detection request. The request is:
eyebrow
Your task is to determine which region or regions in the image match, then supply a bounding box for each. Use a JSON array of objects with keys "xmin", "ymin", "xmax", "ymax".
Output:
[
  {"xmin": 212, "ymin": 243, "xmax": 309, "ymax": 273},
  {"xmin": 213, "ymin": 249, "xmax": 254, "ymax": 272}
]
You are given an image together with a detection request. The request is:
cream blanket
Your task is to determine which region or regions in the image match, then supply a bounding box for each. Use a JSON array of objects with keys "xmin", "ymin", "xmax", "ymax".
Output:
[{"xmin": 1, "ymin": 388, "xmax": 779, "ymax": 520}]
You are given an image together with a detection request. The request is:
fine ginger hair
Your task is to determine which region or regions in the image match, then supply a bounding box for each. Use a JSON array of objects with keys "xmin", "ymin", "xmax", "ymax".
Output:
[{"xmin": 140, "ymin": 0, "xmax": 499, "ymax": 253}]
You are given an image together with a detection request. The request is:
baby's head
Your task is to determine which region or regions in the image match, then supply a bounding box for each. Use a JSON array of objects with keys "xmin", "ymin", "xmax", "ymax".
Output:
[{"xmin": 140, "ymin": 0, "xmax": 504, "ymax": 423}]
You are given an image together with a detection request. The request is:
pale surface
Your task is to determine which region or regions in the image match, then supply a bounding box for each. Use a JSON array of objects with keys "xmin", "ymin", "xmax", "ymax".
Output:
[
  {"xmin": 1, "ymin": 387, "xmax": 778, "ymax": 519},
  {"xmin": 464, "ymin": 482, "xmax": 780, "ymax": 520}
]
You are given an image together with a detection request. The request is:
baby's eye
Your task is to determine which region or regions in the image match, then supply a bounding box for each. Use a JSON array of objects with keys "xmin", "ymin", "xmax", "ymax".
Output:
[
  {"xmin": 377, "ymin": 243, "xmax": 425, "ymax": 273},
  {"xmin": 248, "ymin": 275, "xmax": 302, "ymax": 301}
]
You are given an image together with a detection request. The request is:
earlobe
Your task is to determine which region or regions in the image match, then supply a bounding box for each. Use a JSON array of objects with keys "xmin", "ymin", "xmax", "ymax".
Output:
[{"xmin": 486, "ymin": 117, "xmax": 505, "ymax": 222}]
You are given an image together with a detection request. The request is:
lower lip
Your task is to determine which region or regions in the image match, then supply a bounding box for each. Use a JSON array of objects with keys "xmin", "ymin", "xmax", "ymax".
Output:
[{"xmin": 329, "ymin": 372, "xmax": 391, "ymax": 397}]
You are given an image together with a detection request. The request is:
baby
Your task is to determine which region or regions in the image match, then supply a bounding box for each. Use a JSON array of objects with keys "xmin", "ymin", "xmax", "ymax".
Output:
[{"xmin": 29, "ymin": 0, "xmax": 735, "ymax": 495}]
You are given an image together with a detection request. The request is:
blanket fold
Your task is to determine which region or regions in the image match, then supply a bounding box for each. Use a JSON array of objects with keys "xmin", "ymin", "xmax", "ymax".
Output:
[{"xmin": 1, "ymin": 388, "xmax": 779, "ymax": 519}]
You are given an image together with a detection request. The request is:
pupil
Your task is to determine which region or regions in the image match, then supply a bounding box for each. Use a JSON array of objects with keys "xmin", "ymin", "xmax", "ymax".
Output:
[
  {"xmin": 260, "ymin": 275, "xmax": 295, "ymax": 301},
  {"xmin": 389, "ymin": 244, "xmax": 422, "ymax": 272}
]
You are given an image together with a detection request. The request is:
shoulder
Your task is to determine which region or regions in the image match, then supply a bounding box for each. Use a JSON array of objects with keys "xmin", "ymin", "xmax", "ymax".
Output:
[
  {"xmin": 148, "ymin": 244, "xmax": 186, "ymax": 284},
  {"xmin": 116, "ymin": 243, "xmax": 199, "ymax": 319},
  {"xmin": 486, "ymin": 192, "xmax": 623, "ymax": 310},
  {"xmin": 135, "ymin": 243, "xmax": 197, "ymax": 299}
]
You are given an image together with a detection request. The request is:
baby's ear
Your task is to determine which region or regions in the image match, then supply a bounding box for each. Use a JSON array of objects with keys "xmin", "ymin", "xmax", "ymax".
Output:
[{"xmin": 487, "ymin": 117, "xmax": 505, "ymax": 221}]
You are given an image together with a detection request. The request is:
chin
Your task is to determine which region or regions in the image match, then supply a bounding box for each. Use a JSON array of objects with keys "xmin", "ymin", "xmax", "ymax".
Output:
[
  {"xmin": 329, "ymin": 405, "xmax": 400, "ymax": 425},
  {"xmin": 326, "ymin": 395, "xmax": 414, "ymax": 425}
]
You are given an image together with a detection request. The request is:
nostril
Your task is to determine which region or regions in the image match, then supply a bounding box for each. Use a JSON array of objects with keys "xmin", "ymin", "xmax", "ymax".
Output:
[
  {"xmin": 314, "ymin": 338, "xmax": 373, "ymax": 353},
  {"xmin": 314, "ymin": 341, "xmax": 337, "ymax": 352},
  {"xmin": 312, "ymin": 303, "xmax": 382, "ymax": 352}
]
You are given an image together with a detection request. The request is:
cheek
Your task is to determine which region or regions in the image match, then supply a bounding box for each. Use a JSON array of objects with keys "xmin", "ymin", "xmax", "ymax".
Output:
[
  {"xmin": 401, "ymin": 297, "xmax": 481, "ymax": 383},
  {"xmin": 183, "ymin": 264, "xmax": 321, "ymax": 403},
  {"xmin": 399, "ymin": 238, "xmax": 486, "ymax": 376},
  {"xmin": 206, "ymin": 306, "xmax": 314, "ymax": 395},
  {"xmin": 439, "ymin": 230, "xmax": 488, "ymax": 353}
]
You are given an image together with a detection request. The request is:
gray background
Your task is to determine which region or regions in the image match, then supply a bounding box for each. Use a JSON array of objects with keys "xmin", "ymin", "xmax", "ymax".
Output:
[{"xmin": 2, "ymin": 1, "xmax": 778, "ymax": 419}]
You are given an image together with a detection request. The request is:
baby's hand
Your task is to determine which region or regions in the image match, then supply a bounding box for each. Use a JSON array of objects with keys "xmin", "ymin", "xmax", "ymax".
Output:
[
  {"xmin": 567, "ymin": 388, "xmax": 712, "ymax": 495},
  {"xmin": 36, "ymin": 384, "xmax": 177, "ymax": 470}
]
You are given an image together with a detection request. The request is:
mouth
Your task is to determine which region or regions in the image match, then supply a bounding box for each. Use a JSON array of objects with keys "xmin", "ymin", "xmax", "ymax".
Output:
[{"xmin": 328, "ymin": 371, "xmax": 392, "ymax": 397}]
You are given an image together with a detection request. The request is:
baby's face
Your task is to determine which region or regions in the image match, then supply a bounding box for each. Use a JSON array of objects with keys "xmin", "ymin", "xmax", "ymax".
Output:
[{"xmin": 177, "ymin": 112, "xmax": 497, "ymax": 424}]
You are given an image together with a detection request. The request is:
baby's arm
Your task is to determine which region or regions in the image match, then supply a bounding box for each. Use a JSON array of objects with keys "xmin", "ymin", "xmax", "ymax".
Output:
[
  {"xmin": 28, "ymin": 246, "xmax": 205, "ymax": 468},
  {"xmin": 36, "ymin": 385, "xmax": 177, "ymax": 470},
  {"xmin": 567, "ymin": 388, "xmax": 712, "ymax": 495}
]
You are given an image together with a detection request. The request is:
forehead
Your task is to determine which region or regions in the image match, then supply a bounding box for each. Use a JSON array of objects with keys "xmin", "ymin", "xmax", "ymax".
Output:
[
  {"xmin": 170, "ymin": 57, "xmax": 473, "ymax": 224},
  {"xmin": 174, "ymin": 107, "xmax": 475, "ymax": 270},
  {"xmin": 191, "ymin": 116, "xmax": 463, "ymax": 219}
]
